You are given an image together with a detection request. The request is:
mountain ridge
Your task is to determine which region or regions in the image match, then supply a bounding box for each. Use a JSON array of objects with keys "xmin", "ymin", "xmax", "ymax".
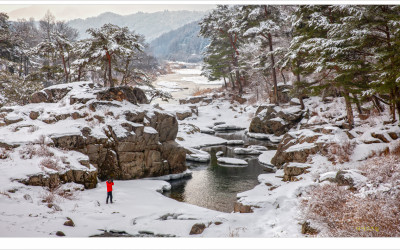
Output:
[{"xmin": 67, "ymin": 10, "xmax": 208, "ymax": 42}]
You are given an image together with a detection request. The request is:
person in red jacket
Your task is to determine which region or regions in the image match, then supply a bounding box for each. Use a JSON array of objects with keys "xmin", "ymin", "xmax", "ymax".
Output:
[{"xmin": 106, "ymin": 179, "xmax": 114, "ymax": 204}]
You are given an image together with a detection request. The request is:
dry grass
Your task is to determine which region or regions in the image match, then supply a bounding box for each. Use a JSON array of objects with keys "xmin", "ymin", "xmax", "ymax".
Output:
[
  {"xmin": 19, "ymin": 144, "xmax": 54, "ymax": 159},
  {"xmin": 191, "ymin": 87, "xmax": 213, "ymax": 96},
  {"xmin": 0, "ymin": 148, "xmax": 10, "ymax": 159},
  {"xmin": 302, "ymin": 153, "xmax": 400, "ymax": 237},
  {"xmin": 41, "ymin": 191, "xmax": 56, "ymax": 204},
  {"xmin": 228, "ymin": 227, "xmax": 247, "ymax": 237},
  {"xmin": 28, "ymin": 126, "xmax": 39, "ymax": 133},
  {"xmin": 0, "ymin": 191, "xmax": 11, "ymax": 199},
  {"xmin": 40, "ymin": 157, "xmax": 62, "ymax": 172}
]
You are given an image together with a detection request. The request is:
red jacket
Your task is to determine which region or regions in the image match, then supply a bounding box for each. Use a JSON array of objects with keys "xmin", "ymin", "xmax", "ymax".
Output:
[{"xmin": 106, "ymin": 181, "xmax": 114, "ymax": 192}]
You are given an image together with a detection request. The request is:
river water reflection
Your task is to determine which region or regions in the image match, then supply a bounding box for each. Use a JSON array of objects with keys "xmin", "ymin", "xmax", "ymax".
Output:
[{"xmin": 163, "ymin": 131, "xmax": 277, "ymax": 212}]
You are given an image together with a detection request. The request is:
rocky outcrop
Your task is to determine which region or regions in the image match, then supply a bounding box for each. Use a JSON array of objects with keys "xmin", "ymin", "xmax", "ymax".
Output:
[
  {"xmin": 18, "ymin": 169, "xmax": 98, "ymax": 189},
  {"xmin": 233, "ymin": 202, "xmax": 255, "ymax": 213},
  {"xmin": 96, "ymin": 86, "xmax": 148, "ymax": 105},
  {"xmin": 132, "ymin": 87, "xmax": 149, "ymax": 104},
  {"xmin": 30, "ymin": 85, "xmax": 73, "ymax": 103},
  {"xmin": 56, "ymin": 231, "xmax": 66, "ymax": 237},
  {"xmin": 320, "ymin": 170, "xmax": 368, "ymax": 188},
  {"xmin": 146, "ymin": 111, "xmax": 179, "ymax": 142},
  {"xmin": 283, "ymin": 163, "xmax": 311, "ymax": 181},
  {"xmin": 277, "ymin": 84, "xmax": 293, "ymax": 104},
  {"xmin": 271, "ymin": 131, "xmax": 321, "ymax": 167},
  {"xmin": 0, "ymin": 82, "xmax": 188, "ymax": 187},
  {"xmin": 179, "ymin": 96, "xmax": 212, "ymax": 105},
  {"xmin": 249, "ymin": 105, "xmax": 304, "ymax": 136},
  {"xmin": 176, "ymin": 110, "xmax": 192, "ymax": 120},
  {"xmin": 64, "ymin": 217, "xmax": 75, "ymax": 227},
  {"xmin": 189, "ymin": 223, "xmax": 206, "ymax": 235},
  {"xmin": 50, "ymin": 114, "xmax": 185, "ymax": 181}
]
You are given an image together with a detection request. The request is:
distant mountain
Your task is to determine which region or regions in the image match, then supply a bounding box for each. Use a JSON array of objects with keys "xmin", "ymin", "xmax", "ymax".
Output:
[
  {"xmin": 68, "ymin": 10, "xmax": 208, "ymax": 42},
  {"xmin": 149, "ymin": 21, "xmax": 209, "ymax": 62}
]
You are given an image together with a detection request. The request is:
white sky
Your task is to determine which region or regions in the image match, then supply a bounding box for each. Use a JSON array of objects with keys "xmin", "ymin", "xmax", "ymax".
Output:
[{"xmin": 1, "ymin": 4, "xmax": 215, "ymax": 21}]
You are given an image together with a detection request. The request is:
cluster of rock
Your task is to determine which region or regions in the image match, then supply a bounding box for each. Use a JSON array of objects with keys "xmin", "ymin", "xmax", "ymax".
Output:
[
  {"xmin": 20, "ymin": 169, "xmax": 98, "ymax": 189},
  {"xmin": 249, "ymin": 104, "xmax": 304, "ymax": 136},
  {"xmin": 0, "ymin": 82, "xmax": 187, "ymax": 189}
]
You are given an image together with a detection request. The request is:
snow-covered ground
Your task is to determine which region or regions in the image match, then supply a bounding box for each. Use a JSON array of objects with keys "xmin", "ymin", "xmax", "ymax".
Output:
[{"xmin": 2, "ymin": 62, "xmax": 398, "ymax": 240}]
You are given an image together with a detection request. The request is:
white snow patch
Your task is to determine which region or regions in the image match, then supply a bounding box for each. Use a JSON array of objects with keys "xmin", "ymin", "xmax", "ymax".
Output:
[
  {"xmin": 258, "ymin": 150, "xmax": 277, "ymax": 165},
  {"xmin": 217, "ymin": 157, "xmax": 248, "ymax": 166}
]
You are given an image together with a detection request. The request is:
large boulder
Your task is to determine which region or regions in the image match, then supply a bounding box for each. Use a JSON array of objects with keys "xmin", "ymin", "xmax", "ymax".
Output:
[
  {"xmin": 30, "ymin": 85, "xmax": 72, "ymax": 103},
  {"xmin": 146, "ymin": 111, "xmax": 178, "ymax": 142},
  {"xmin": 189, "ymin": 223, "xmax": 206, "ymax": 235},
  {"xmin": 233, "ymin": 202, "xmax": 254, "ymax": 213},
  {"xmin": 96, "ymin": 86, "xmax": 139, "ymax": 104},
  {"xmin": 271, "ymin": 130, "xmax": 322, "ymax": 167},
  {"xmin": 132, "ymin": 87, "xmax": 149, "ymax": 104},
  {"xmin": 19, "ymin": 169, "xmax": 98, "ymax": 189},
  {"xmin": 249, "ymin": 104, "xmax": 304, "ymax": 136},
  {"xmin": 283, "ymin": 163, "xmax": 311, "ymax": 181}
]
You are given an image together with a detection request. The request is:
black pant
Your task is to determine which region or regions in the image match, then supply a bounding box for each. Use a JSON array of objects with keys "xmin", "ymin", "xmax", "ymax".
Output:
[{"xmin": 106, "ymin": 191, "xmax": 113, "ymax": 203}]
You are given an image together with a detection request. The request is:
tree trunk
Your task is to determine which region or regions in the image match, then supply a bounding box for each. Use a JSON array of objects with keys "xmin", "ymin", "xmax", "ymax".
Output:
[
  {"xmin": 280, "ymin": 69, "xmax": 286, "ymax": 84},
  {"xmin": 296, "ymin": 71, "xmax": 305, "ymax": 110},
  {"xmin": 352, "ymin": 93, "xmax": 363, "ymax": 115},
  {"xmin": 372, "ymin": 95, "xmax": 384, "ymax": 113},
  {"xmin": 78, "ymin": 67, "xmax": 82, "ymax": 82},
  {"xmin": 103, "ymin": 62, "xmax": 108, "ymax": 86},
  {"xmin": 343, "ymin": 89, "xmax": 354, "ymax": 129},
  {"xmin": 396, "ymin": 86, "xmax": 400, "ymax": 122},
  {"xmin": 223, "ymin": 76, "xmax": 227, "ymax": 88},
  {"xmin": 121, "ymin": 58, "xmax": 130, "ymax": 85},
  {"xmin": 267, "ymin": 33, "xmax": 278, "ymax": 105},
  {"xmin": 61, "ymin": 54, "xmax": 68, "ymax": 83},
  {"xmin": 235, "ymin": 69, "xmax": 243, "ymax": 94},
  {"xmin": 106, "ymin": 51, "xmax": 113, "ymax": 87},
  {"xmin": 390, "ymin": 90, "xmax": 396, "ymax": 122},
  {"xmin": 228, "ymin": 65, "xmax": 235, "ymax": 89}
]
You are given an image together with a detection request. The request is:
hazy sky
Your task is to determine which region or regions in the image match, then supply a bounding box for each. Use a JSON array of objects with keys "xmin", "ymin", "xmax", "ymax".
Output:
[{"xmin": 2, "ymin": 4, "xmax": 215, "ymax": 21}]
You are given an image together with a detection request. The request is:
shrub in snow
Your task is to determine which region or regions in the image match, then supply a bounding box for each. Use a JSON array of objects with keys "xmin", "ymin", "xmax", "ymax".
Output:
[
  {"xmin": 40, "ymin": 157, "xmax": 62, "ymax": 172},
  {"xmin": 19, "ymin": 144, "xmax": 54, "ymax": 159},
  {"xmin": 40, "ymin": 191, "xmax": 56, "ymax": 204},
  {"xmin": 0, "ymin": 148, "xmax": 10, "ymax": 159},
  {"xmin": 301, "ymin": 154, "xmax": 400, "ymax": 237}
]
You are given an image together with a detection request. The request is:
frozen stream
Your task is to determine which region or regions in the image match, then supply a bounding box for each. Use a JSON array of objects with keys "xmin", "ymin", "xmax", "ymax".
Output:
[
  {"xmin": 164, "ymin": 131, "xmax": 278, "ymax": 213},
  {"xmin": 154, "ymin": 63, "xmax": 278, "ymax": 213},
  {"xmin": 153, "ymin": 63, "xmax": 223, "ymax": 104}
]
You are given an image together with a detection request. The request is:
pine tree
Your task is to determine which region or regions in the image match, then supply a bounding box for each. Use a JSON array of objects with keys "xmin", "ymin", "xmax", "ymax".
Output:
[
  {"xmin": 240, "ymin": 5, "xmax": 291, "ymax": 104},
  {"xmin": 359, "ymin": 6, "xmax": 400, "ymax": 122},
  {"xmin": 200, "ymin": 5, "xmax": 245, "ymax": 94},
  {"xmin": 285, "ymin": 5, "xmax": 373, "ymax": 128},
  {"xmin": 86, "ymin": 24, "xmax": 143, "ymax": 87}
]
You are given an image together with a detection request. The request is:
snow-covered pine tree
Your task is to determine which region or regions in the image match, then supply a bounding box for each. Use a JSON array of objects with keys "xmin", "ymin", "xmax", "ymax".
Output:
[
  {"xmin": 86, "ymin": 24, "xmax": 143, "ymax": 87},
  {"xmin": 286, "ymin": 5, "xmax": 372, "ymax": 128},
  {"xmin": 200, "ymin": 5, "xmax": 245, "ymax": 94},
  {"xmin": 240, "ymin": 5, "xmax": 292, "ymax": 104},
  {"xmin": 201, "ymin": 35, "xmax": 233, "ymax": 89},
  {"xmin": 359, "ymin": 6, "xmax": 400, "ymax": 122}
]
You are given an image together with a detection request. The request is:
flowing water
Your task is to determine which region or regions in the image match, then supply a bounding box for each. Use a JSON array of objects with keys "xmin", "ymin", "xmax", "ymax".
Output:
[
  {"xmin": 163, "ymin": 131, "xmax": 278, "ymax": 213},
  {"xmin": 158, "ymin": 63, "xmax": 277, "ymax": 212}
]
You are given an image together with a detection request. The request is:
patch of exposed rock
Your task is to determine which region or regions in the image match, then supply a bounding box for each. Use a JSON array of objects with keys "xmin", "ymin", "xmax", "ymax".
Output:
[
  {"xmin": 189, "ymin": 223, "xmax": 206, "ymax": 235},
  {"xmin": 0, "ymin": 82, "xmax": 187, "ymax": 189},
  {"xmin": 283, "ymin": 163, "xmax": 311, "ymax": 182},
  {"xmin": 233, "ymin": 202, "xmax": 256, "ymax": 213},
  {"xmin": 19, "ymin": 169, "xmax": 98, "ymax": 189},
  {"xmin": 249, "ymin": 104, "xmax": 304, "ymax": 136}
]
